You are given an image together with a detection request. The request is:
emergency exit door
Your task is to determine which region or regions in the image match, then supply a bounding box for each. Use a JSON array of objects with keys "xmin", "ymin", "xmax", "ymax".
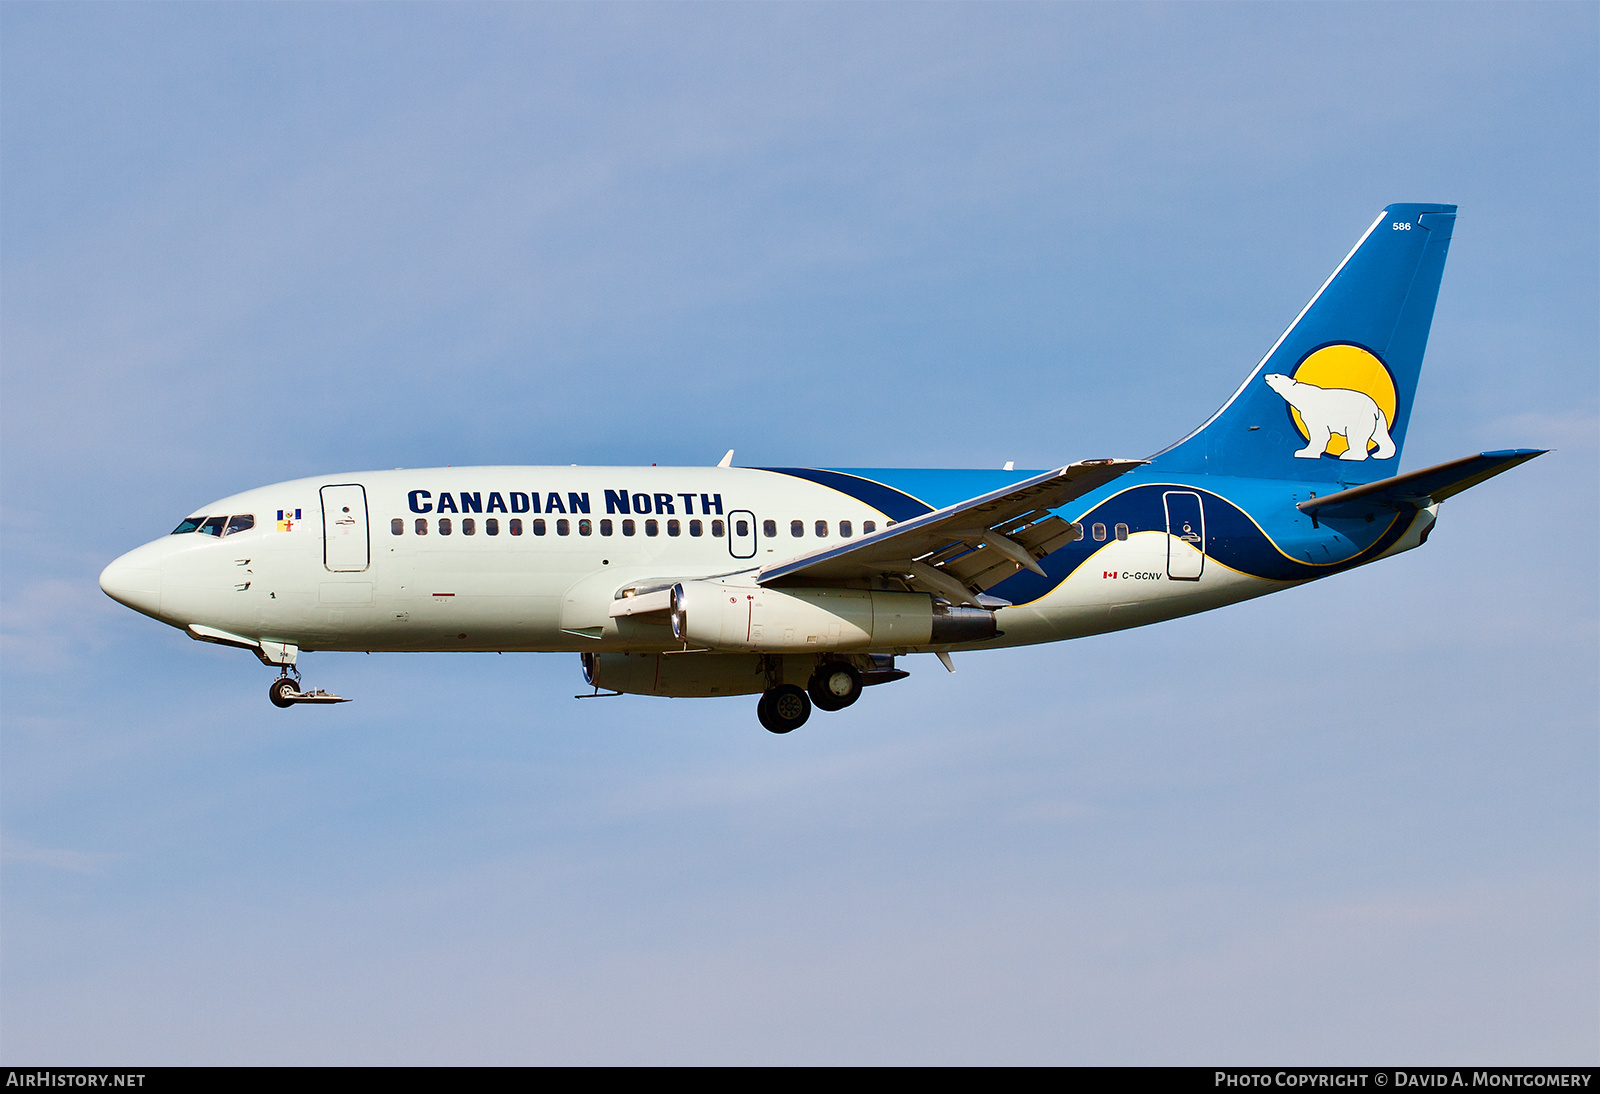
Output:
[
  {"xmin": 728, "ymin": 509, "xmax": 757, "ymax": 559},
  {"xmin": 321, "ymin": 484, "xmax": 370, "ymax": 572}
]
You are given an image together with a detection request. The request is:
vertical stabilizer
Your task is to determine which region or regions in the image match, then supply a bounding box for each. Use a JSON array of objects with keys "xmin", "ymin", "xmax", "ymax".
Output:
[{"xmin": 1151, "ymin": 203, "xmax": 1456, "ymax": 483}]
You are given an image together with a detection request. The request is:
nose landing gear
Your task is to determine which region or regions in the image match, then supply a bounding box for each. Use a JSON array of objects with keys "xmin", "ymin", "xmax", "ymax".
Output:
[
  {"xmin": 268, "ymin": 676, "xmax": 298, "ymax": 708},
  {"xmin": 268, "ymin": 668, "xmax": 350, "ymax": 708}
]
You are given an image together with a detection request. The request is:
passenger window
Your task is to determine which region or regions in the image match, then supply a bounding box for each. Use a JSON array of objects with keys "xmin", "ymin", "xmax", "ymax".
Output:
[
  {"xmin": 199, "ymin": 516, "xmax": 226, "ymax": 537},
  {"xmin": 863, "ymin": 521, "xmax": 876, "ymax": 534},
  {"xmin": 763, "ymin": 520, "xmax": 776, "ymax": 537},
  {"xmin": 579, "ymin": 518, "xmax": 592, "ymax": 536},
  {"xmin": 533, "ymin": 519, "xmax": 547, "ymax": 536},
  {"xmin": 690, "ymin": 520, "xmax": 703, "ymax": 537},
  {"xmin": 815, "ymin": 520, "xmax": 827, "ymax": 537},
  {"xmin": 623, "ymin": 519, "xmax": 636, "ymax": 536},
  {"xmin": 1115, "ymin": 523, "xmax": 1129, "ymax": 541},
  {"xmin": 486, "ymin": 518, "xmax": 499, "ymax": 536},
  {"xmin": 715, "ymin": 520, "xmax": 727, "ymax": 537},
  {"xmin": 439, "ymin": 518, "xmax": 453, "ymax": 535},
  {"xmin": 1092, "ymin": 523, "xmax": 1107, "ymax": 542},
  {"xmin": 509, "ymin": 518, "xmax": 522, "ymax": 536},
  {"xmin": 224, "ymin": 515, "xmax": 255, "ymax": 536},
  {"xmin": 415, "ymin": 518, "xmax": 429, "ymax": 535},
  {"xmin": 840, "ymin": 521, "xmax": 852, "ymax": 537},
  {"xmin": 171, "ymin": 516, "xmax": 207, "ymax": 535},
  {"xmin": 391, "ymin": 518, "xmax": 404, "ymax": 535},
  {"xmin": 645, "ymin": 519, "xmax": 659, "ymax": 537},
  {"xmin": 557, "ymin": 519, "xmax": 570, "ymax": 536},
  {"xmin": 600, "ymin": 519, "xmax": 613, "ymax": 536},
  {"xmin": 463, "ymin": 518, "xmax": 476, "ymax": 536},
  {"xmin": 1071, "ymin": 522, "xmax": 1084, "ymax": 540},
  {"xmin": 733, "ymin": 520, "xmax": 746, "ymax": 537},
  {"xmin": 667, "ymin": 519, "xmax": 681, "ymax": 537},
  {"xmin": 790, "ymin": 520, "xmax": 804, "ymax": 537}
]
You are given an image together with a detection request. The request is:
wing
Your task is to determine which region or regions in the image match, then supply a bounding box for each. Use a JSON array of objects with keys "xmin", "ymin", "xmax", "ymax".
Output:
[{"xmin": 756, "ymin": 459, "xmax": 1145, "ymax": 606}]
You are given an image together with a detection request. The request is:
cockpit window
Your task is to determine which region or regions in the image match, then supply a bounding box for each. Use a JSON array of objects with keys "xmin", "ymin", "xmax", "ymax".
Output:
[{"xmin": 173, "ymin": 514, "xmax": 253, "ymax": 535}]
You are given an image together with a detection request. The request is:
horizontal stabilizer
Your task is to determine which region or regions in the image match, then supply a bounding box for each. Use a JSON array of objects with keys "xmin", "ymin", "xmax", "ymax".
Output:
[{"xmin": 1298, "ymin": 449, "xmax": 1546, "ymax": 519}]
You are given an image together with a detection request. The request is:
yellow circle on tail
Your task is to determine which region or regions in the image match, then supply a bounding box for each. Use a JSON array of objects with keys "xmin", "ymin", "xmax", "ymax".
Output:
[{"xmin": 1288, "ymin": 344, "xmax": 1397, "ymax": 456}]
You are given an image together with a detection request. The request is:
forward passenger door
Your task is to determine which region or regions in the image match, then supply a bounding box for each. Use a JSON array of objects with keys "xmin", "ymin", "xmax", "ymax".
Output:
[{"xmin": 321, "ymin": 484, "xmax": 370, "ymax": 572}]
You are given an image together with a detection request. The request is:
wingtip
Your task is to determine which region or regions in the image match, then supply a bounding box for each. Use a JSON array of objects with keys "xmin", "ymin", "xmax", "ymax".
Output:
[{"xmin": 1064, "ymin": 458, "xmax": 1148, "ymax": 472}]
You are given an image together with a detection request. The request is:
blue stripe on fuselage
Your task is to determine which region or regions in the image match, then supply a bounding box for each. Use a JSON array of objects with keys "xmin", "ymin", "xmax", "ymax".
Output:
[
  {"xmin": 763, "ymin": 465, "xmax": 1419, "ymax": 605},
  {"xmin": 985, "ymin": 478, "xmax": 1413, "ymax": 604},
  {"xmin": 756, "ymin": 468, "xmax": 939, "ymax": 521}
]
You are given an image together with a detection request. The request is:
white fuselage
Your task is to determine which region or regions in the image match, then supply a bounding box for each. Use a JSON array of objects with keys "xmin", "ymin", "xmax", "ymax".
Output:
[{"xmin": 99, "ymin": 465, "xmax": 1429, "ymax": 661}]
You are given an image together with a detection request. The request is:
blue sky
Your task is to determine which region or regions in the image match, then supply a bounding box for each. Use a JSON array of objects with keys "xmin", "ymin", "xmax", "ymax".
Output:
[{"xmin": 2, "ymin": 3, "xmax": 1595, "ymax": 1063}]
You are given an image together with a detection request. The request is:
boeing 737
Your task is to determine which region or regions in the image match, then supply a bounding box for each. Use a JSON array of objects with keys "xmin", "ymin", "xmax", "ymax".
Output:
[{"xmin": 99, "ymin": 203, "xmax": 1544, "ymax": 732}]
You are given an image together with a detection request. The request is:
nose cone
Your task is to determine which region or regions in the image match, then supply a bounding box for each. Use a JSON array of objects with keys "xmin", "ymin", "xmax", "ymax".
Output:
[{"xmin": 99, "ymin": 549, "xmax": 163, "ymax": 618}]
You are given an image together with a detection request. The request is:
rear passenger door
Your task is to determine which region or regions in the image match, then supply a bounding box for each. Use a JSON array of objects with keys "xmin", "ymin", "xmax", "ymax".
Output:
[{"xmin": 1163, "ymin": 491, "xmax": 1205, "ymax": 581}]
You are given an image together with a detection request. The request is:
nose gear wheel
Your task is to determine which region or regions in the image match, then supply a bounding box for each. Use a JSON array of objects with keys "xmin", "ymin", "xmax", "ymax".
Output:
[{"xmin": 267, "ymin": 669, "xmax": 350, "ymax": 707}]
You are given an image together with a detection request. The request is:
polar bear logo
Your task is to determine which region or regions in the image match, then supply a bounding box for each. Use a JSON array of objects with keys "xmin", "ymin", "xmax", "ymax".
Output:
[{"xmin": 1264, "ymin": 373, "xmax": 1396, "ymax": 461}]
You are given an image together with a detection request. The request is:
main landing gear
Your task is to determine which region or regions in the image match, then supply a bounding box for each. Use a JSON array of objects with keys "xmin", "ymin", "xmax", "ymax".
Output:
[
  {"xmin": 808, "ymin": 661, "xmax": 862, "ymax": 712},
  {"xmin": 268, "ymin": 668, "xmax": 350, "ymax": 708},
  {"xmin": 757, "ymin": 685, "xmax": 811, "ymax": 733},
  {"xmin": 756, "ymin": 660, "xmax": 867, "ymax": 734}
]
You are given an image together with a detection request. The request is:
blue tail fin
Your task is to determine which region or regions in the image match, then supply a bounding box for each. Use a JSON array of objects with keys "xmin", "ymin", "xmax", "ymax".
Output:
[{"xmin": 1151, "ymin": 203, "xmax": 1456, "ymax": 483}]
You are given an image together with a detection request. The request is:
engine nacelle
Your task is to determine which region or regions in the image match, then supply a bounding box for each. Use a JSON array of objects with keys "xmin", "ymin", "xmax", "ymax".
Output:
[{"xmin": 668, "ymin": 580, "xmax": 996, "ymax": 652}]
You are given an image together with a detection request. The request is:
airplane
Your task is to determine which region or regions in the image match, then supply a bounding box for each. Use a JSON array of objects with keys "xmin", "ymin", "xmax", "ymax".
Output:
[{"xmin": 99, "ymin": 203, "xmax": 1544, "ymax": 732}]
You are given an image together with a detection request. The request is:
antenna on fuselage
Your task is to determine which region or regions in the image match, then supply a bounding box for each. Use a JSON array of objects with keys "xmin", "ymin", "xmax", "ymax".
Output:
[{"xmin": 717, "ymin": 449, "xmax": 734, "ymax": 468}]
